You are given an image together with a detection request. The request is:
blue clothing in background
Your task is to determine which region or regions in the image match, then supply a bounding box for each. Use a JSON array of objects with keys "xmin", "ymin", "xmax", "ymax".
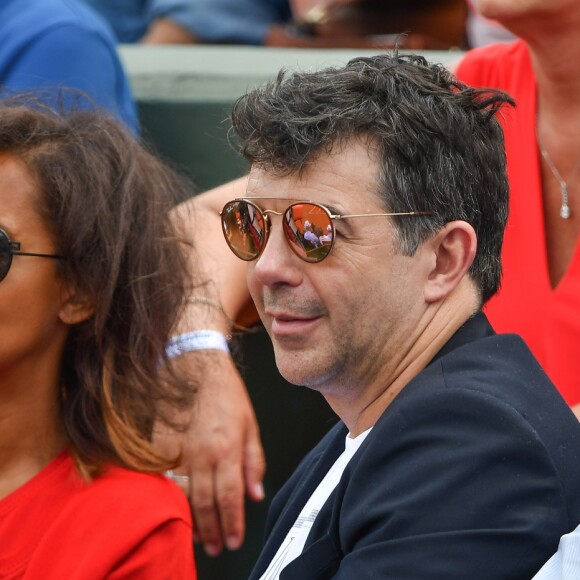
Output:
[
  {"xmin": 82, "ymin": 0, "xmax": 292, "ymax": 45},
  {"xmin": 81, "ymin": 0, "xmax": 154, "ymax": 42},
  {"xmin": 0, "ymin": 0, "xmax": 139, "ymax": 133}
]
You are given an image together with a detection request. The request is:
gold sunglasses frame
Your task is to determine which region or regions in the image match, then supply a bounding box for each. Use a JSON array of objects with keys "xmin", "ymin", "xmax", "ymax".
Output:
[{"xmin": 220, "ymin": 197, "xmax": 431, "ymax": 263}]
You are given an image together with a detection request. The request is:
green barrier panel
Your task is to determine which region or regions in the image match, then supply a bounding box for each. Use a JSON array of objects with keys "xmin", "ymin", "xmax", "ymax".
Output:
[{"xmin": 138, "ymin": 100, "xmax": 247, "ymax": 193}]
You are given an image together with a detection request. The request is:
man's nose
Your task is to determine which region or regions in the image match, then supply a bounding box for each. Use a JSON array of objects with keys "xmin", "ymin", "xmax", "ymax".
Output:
[{"xmin": 251, "ymin": 220, "xmax": 303, "ymax": 287}]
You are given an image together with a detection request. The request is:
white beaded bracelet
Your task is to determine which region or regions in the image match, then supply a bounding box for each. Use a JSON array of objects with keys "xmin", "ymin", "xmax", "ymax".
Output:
[{"xmin": 165, "ymin": 330, "xmax": 230, "ymax": 358}]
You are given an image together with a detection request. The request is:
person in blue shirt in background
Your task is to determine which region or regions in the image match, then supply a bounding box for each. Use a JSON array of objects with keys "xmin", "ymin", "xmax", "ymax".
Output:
[
  {"xmin": 81, "ymin": 0, "xmax": 291, "ymax": 45},
  {"xmin": 1, "ymin": 0, "xmax": 138, "ymax": 133}
]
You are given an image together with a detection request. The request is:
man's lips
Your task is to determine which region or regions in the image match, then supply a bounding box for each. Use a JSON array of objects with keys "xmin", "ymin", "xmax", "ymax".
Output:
[
  {"xmin": 265, "ymin": 310, "xmax": 322, "ymax": 335},
  {"xmin": 265, "ymin": 308, "xmax": 320, "ymax": 321}
]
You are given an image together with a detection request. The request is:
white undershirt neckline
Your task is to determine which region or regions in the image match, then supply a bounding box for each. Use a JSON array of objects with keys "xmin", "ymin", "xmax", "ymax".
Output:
[
  {"xmin": 259, "ymin": 427, "xmax": 372, "ymax": 580},
  {"xmin": 532, "ymin": 524, "xmax": 580, "ymax": 579}
]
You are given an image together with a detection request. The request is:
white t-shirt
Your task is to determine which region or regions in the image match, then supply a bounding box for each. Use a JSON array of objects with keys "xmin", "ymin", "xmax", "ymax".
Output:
[
  {"xmin": 259, "ymin": 427, "xmax": 372, "ymax": 580},
  {"xmin": 532, "ymin": 524, "xmax": 580, "ymax": 579}
]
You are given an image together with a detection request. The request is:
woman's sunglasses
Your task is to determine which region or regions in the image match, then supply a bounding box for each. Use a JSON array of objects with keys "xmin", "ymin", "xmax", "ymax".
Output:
[
  {"xmin": 220, "ymin": 198, "xmax": 430, "ymax": 264},
  {"xmin": 0, "ymin": 228, "xmax": 64, "ymax": 282}
]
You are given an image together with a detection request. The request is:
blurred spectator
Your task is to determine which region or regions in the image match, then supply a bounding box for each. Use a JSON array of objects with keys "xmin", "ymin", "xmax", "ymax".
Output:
[
  {"xmin": 79, "ymin": 0, "xmax": 207, "ymax": 43},
  {"xmin": 0, "ymin": 0, "xmax": 138, "ymax": 132},
  {"xmin": 465, "ymin": 0, "xmax": 515, "ymax": 48},
  {"xmin": 83, "ymin": 0, "xmax": 467, "ymax": 49},
  {"xmin": 266, "ymin": 0, "xmax": 468, "ymax": 49}
]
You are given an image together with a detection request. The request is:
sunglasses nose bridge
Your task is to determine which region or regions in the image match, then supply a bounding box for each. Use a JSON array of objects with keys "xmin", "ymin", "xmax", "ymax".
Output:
[
  {"xmin": 264, "ymin": 208, "xmax": 306, "ymax": 257},
  {"xmin": 261, "ymin": 208, "xmax": 283, "ymax": 218},
  {"xmin": 258, "ymin": 209, "xmax": 290, "ymax": 256}
]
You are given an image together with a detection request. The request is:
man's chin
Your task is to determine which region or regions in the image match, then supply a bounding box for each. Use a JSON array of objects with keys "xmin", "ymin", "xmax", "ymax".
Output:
[{"xmin": 273, "ymin": 348, "xmax": 331, "ymax": 389}]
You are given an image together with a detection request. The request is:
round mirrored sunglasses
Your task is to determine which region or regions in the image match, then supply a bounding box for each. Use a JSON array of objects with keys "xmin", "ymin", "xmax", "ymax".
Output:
[{"xmin": 220, "ymin": 198, "xmax": 430, "ymax": 264}]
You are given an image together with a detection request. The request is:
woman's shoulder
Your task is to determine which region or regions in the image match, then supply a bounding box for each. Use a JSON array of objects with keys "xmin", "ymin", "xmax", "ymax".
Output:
[
  {"xmin": 45, "ymin": 462, "xmax": 194, "ymax": 576},
  {"xmin": 75, "ymin": 462, "xmax": 192, "ymax": 525},
  {"xmin": 22, "ymin": 452, "xmax": 192, "ymax": 531}
]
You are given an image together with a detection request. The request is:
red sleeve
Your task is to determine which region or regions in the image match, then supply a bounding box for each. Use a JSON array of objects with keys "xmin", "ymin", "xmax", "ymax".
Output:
[
  {"xmin": 109, "ymin": 519, "xmax": 197, "ymax": 580},
  {"xmin": 20, "ymin": 466, "xmax": 197, "ymax": 579}
]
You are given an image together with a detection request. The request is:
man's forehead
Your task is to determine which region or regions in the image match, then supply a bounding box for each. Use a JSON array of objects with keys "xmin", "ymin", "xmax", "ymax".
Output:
[{"xmin": 246, "ymin": 143, "xmax": 381, "ymax": 208}]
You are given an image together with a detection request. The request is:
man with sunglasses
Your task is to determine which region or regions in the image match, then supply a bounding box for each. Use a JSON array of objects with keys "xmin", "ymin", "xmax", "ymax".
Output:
[{"xmin": 182, "ymin": 52, "xmax": 580, "ymax": 579}]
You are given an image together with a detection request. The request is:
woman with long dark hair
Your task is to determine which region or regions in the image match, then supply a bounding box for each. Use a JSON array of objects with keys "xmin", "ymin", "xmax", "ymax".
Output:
[{"xmin": 0, "ymin": 99, "xmax": 197, "ymax": 578}]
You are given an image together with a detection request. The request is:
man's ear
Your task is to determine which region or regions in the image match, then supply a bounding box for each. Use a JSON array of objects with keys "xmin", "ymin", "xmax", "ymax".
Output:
[
  {"xmin": 58, "ymin": 286, "xmax": 94, "ymax": 326},
  {"xmin": 423, "ymin": 220, "xmax": 477, "ymax": 303}
]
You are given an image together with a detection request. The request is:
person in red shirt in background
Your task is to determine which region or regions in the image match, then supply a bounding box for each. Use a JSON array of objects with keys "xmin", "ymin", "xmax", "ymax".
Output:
[
  {"xmin": 0, "ymin": 98, "xmax": 197, "ymax": 578},
  {"xmin": 455, "ymin": 0, "xmax": 580, "ymax": 414}
]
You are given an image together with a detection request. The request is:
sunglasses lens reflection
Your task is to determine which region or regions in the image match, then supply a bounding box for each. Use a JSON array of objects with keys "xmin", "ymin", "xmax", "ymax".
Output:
[
  {"xmin": 222, "ymin": 201, "xmax": 336, "ymax": 263},
  {"xmin": 284, "ymin": 204, "xmax": 334, "ymax": 263},
  {"xmin": 221, "ymin": 200, "xmax": 267, "ymax": 260},
  {"xmin": 0, "ymin": 231, "xmax": 12, "ymax": 281}
]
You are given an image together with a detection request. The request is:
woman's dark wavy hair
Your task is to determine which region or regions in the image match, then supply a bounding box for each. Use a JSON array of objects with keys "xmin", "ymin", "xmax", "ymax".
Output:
[
  {"xmin": 0, "ymin": 96, "xmax": 196, "ymax": 477},
  {"xmin": 230, "ymin": 52, "xmax": 515, "ymax": 303}
]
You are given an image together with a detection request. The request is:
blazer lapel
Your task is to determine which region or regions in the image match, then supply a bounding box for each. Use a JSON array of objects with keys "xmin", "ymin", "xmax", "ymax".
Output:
[{"xmin": 250, "ymin": 422, "xmax": 347, "ymax": 579}]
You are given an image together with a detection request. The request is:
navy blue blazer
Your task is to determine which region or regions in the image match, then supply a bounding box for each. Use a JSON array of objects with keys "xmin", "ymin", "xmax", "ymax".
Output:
[{"xmin": 250, "ymin": 313, "xmax": 580, "ymax": 579}]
